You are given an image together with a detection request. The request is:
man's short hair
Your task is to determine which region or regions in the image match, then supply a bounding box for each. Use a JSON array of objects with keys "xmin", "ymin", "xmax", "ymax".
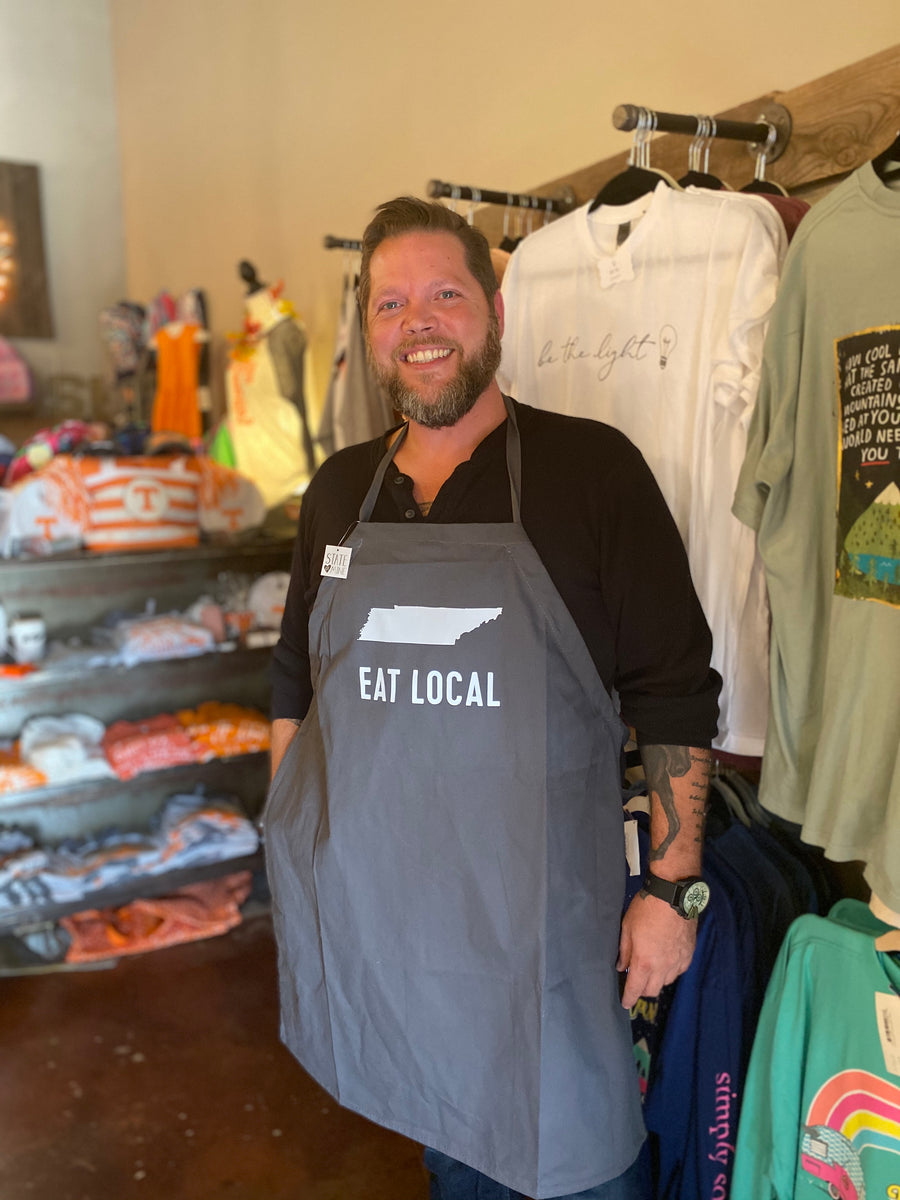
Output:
[{"xmin": 358, "ymin": 196, "xmax": 497, "ymax": 327}]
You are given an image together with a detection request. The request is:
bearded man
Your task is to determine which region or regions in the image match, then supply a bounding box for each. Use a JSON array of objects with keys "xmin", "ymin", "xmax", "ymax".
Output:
[{"xmin": 266, "ymin": 197, "xmax": 719, "ymax": 1200}]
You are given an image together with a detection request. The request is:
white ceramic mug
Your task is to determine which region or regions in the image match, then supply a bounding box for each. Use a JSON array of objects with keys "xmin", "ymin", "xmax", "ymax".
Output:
[{"xmin": 9, "ymin": 613, "xmax": 46, "ymax": 663}]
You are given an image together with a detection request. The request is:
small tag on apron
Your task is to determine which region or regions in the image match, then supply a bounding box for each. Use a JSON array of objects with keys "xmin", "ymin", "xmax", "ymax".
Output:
[
  {"xmin": 321, "ymin": 544, "xmax": 352, "ymax": 579},
  {"xmin": 875, "ymin": 991, "xmax": 900, "ymax": 1075}
]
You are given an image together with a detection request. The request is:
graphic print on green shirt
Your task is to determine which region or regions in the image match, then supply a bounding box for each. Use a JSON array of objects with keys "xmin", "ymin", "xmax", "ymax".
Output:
[
  {"xmin": 801, "ymin": 1069, "xmax": 900, "ymax": 1198},
  {"xmin": 835, "ymin": 324, "xmax": 900, "ymax": 607}
]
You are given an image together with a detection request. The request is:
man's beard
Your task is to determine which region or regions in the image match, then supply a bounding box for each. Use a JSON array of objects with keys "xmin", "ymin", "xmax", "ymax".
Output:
[{"xmin": 368, "ymin": 316, "xmax": 502, "ymax": 430}]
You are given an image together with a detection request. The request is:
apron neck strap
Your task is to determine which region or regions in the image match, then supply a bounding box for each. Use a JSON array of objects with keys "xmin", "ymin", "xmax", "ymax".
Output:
[
  {"xmin": 359, "ymin": 425, "xmax": 406, "ymax": 522},
  {"xmin": 358, "ymin": 395, "xmax": 522, "ymax": 525},
  {"xmin": 503, "ymin": 394, "xmax": 522, "ymax": 524}
]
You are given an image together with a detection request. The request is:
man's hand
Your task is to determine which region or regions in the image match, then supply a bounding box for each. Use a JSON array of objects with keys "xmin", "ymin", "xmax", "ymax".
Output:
[
  {"xmin": 616, "ymin": 742, "xmax": 711, "ymax": 1010},
  {"xmin": 617, "ymin": 889, "xmax": 697, "ymax": 1009},
  {"xmin": 270, "ymin": 718, "xmax": 301, "ymax": 782}
]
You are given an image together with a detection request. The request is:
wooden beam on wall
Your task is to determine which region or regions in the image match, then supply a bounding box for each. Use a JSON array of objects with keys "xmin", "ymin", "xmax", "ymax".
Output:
[{"xmin": 475, "ymin": 42, "xmax": 900, "ymax": 244}]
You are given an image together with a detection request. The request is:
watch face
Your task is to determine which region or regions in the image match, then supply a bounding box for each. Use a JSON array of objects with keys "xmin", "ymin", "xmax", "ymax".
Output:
[{"xmin": 681, "ymin": 880, "xmax": 710, "ymax": 919}]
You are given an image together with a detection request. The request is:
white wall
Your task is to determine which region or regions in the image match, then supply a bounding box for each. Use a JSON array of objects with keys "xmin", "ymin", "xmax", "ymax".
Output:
[
  {"xmin": 107, "ymin": 2, "xmax": 899, "ymax": 412},
  {"xmin": 0, "ymin": 0, "xmax": 127, "ymax": 394},
  {"xmin": 8, "ymin": 2, "xmax": 895, "ymax": 422}
]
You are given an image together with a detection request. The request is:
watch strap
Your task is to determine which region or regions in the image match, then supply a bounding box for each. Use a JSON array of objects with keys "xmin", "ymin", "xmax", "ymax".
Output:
[{"xmin": 642, "ymin": 873, "xmax": 682, "ymax": 907}]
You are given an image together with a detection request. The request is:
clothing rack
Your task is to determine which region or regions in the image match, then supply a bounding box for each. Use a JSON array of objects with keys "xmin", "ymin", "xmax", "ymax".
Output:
[
  {"xmin": 323, "ymin": 236, "xmax": 363, "ymax": 251},
  {"xmin": 612, "ymin": 103, "xmax": 792, "ymax": 162},
  {"xmin": 426, "ymin": 179, "xmax": 577, "ymax": 214}
]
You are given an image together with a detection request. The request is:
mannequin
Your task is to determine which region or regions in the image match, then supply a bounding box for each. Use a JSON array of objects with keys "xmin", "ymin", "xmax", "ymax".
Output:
[
  {"xmin": 224, "ymin": 261, "xmax": 315, "ymax": 507},
  {"xmin": 244, "ymin": 288, "xmax": 286, "ymax": 333}
]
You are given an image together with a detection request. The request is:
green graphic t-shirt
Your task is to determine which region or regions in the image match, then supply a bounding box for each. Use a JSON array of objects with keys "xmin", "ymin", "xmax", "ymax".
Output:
[{"xmin": 733, "ymin": 162, "xmax": 900, "ymax": 910}]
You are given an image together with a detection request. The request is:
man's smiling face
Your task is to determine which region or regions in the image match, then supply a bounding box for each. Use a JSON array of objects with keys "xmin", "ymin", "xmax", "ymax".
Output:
[{"xmin": 365, "ymin": 230, "xmax": 503, "ymax": 429}]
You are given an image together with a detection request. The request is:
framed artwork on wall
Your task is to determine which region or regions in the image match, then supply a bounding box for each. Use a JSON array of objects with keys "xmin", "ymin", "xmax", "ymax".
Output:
[{"xmin": 0, "ymin": 161, "xmax": 54, "ymax": 339}]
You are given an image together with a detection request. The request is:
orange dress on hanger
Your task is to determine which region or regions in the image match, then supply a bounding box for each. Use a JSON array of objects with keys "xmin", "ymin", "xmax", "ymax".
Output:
[{"xmin": 151, "ymin": 322, "xmax": 202, "ymax": 439}]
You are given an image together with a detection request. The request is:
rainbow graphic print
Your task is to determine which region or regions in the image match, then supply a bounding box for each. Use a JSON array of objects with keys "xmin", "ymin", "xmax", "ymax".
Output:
[{"xmin": 801, "ymin": 1070, "xmax": 900, "ymax": 1200}]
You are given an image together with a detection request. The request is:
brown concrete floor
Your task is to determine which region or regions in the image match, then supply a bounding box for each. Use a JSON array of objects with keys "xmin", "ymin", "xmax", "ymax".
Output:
[{"xmin": 1, "ymin": 913, "xmax": 429, "ymax": 1200}]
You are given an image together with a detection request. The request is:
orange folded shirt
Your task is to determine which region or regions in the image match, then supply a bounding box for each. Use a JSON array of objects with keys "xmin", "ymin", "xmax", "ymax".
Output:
[
  {"xmin": 103, "ymin": 715, "xmax": 205, "ymax": 780},
  {"xmin": 0, "ymin": 745, "xmax": 47, "ymax": 794},
  {"xmin": 176, "ymin": 702, "xmax": 270, "ymax": 760}
]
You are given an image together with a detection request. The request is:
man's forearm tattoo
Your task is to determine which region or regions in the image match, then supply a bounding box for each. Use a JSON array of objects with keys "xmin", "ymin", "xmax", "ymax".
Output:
[{"xmin": 642, "ymin": 744, "xmax": 711, "ymax": 863}]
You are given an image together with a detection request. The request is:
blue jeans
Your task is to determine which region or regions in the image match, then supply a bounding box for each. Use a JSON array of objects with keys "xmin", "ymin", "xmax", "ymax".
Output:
[{"xmin": 424, "ymin": 1143, "xmax": 651, "ymax": 1200}]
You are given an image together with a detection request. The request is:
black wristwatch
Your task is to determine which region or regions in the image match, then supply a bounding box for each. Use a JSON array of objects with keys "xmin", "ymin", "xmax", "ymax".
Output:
[{"xmin": 642, "ymin": 873, "xmax": 710, "ymax": 920}]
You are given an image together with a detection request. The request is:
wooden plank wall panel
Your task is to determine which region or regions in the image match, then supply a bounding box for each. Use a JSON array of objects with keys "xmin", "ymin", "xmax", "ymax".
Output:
[
  {"xmin": 474, "ymin": 43, "xmax": 900, "ymax": 244},
  {"xmin": 777, "ymin": 43, "xmax": 900, "ymax": 191}
]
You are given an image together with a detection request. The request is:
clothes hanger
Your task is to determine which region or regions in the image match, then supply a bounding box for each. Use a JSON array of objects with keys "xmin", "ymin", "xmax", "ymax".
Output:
[
  {"xmin": 872, "ymin": 131, "xmax": 900, "ymax": 182},
  {"xmin": 709, "ymin": 775, "xmax": 751, "ymax": 829},
  {"xmin": 741, "ymin": 123, "xmax": 788, "ymax": 196},
  {"xmin": 499, "ymin": 200, "xmax": 517, "ymax": 252},
  {"xmin": 678, "ymin": 116, "xmax": 727, "ymax": 190},
  {"xmin": 465, "ymin": 188, "xmax": 481, "ymax": 227},
  {"xmin": 589, "ymin": 108, "xmax": 679, "ymax": 210},
  {"xmin": 871, "ymin": 894, "xmax": 900, "ymax": 952},
  {"xmin": 717, "ymin": 767, "xmax": 770, "ymax": 827}
]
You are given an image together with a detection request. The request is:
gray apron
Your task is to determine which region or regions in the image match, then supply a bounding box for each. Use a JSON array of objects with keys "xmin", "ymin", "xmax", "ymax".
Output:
[{"xmin": 264, "ymin": 399, "xmax": 645, "ymax": 1198}]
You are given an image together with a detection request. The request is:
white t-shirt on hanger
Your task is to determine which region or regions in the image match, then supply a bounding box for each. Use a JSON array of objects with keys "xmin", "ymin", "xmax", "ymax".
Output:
[{"xmin": 498, "ymin": 183, "xmax": 787, "ymax": 755}]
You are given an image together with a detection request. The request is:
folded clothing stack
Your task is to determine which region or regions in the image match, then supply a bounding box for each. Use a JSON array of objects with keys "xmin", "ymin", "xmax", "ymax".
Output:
[
  {"xmin": 176, "ymin": 702, "xmax": 271, "ymax": 760},
  {"xmin": 0, "ymin": 789, "xmax": 260, "ymax": 912},
  {"xmin": 19, "ymin": 715, "xmax": 115, "ymax": 785},
  {"xmin": 59, "ymin": 871, "xmax": 253, "ymax": 962},
  {"xmin": 102, "ymin": 714, "xmax": 206, "ymax": 780},
  {"xmin": 0, "ymin": 745, "xmax": 47, "ymax": 794},
  {"xmin": 8, "ymin": 705, "xmax": 271, "ymax": 794},
  {"xmin": 112, "ymin": 613, "xmax": 216, "ymax": 667}
]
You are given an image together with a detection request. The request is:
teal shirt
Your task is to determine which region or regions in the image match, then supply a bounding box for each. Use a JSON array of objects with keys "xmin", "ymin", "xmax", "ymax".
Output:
[{"xmin": 731, "ymin": 903, "xmax": 900, "ymax": 1199}]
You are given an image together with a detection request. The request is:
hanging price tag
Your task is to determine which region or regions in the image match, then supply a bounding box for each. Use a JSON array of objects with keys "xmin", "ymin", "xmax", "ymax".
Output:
[
  {"xmin": 321, "ymin": 544, "xmax": 352, "ymax": 580},
  {"xmin": 875, "ymin": 992, "xmax": 900, "ymax": 1076},
  {"xmin": 623, "ymin": 817, "xmax": 641, "ymax": 877},
  {"xmin": 597, "ymin": 249, "xmax": 635, "ymax": 289}
]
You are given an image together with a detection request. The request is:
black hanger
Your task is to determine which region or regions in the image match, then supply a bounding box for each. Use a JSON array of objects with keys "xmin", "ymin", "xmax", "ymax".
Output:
[
  {"xmin": 589, "ymin": 166, "xmax": 671, "ymax": 210},
  {"xmin": 590, "ymin": 107, "xmax": 675, "ymax": 211},
  {"xmin": 679, "ymin": 170, "xmax": 726, "ymax": 190},
  {"xmin": 872, "ymin": 131, "xmax": 900, "ymax": 182},
  {"xmin": 741, "ymin": 178, "xmax": 788, "ymax": 196}
]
